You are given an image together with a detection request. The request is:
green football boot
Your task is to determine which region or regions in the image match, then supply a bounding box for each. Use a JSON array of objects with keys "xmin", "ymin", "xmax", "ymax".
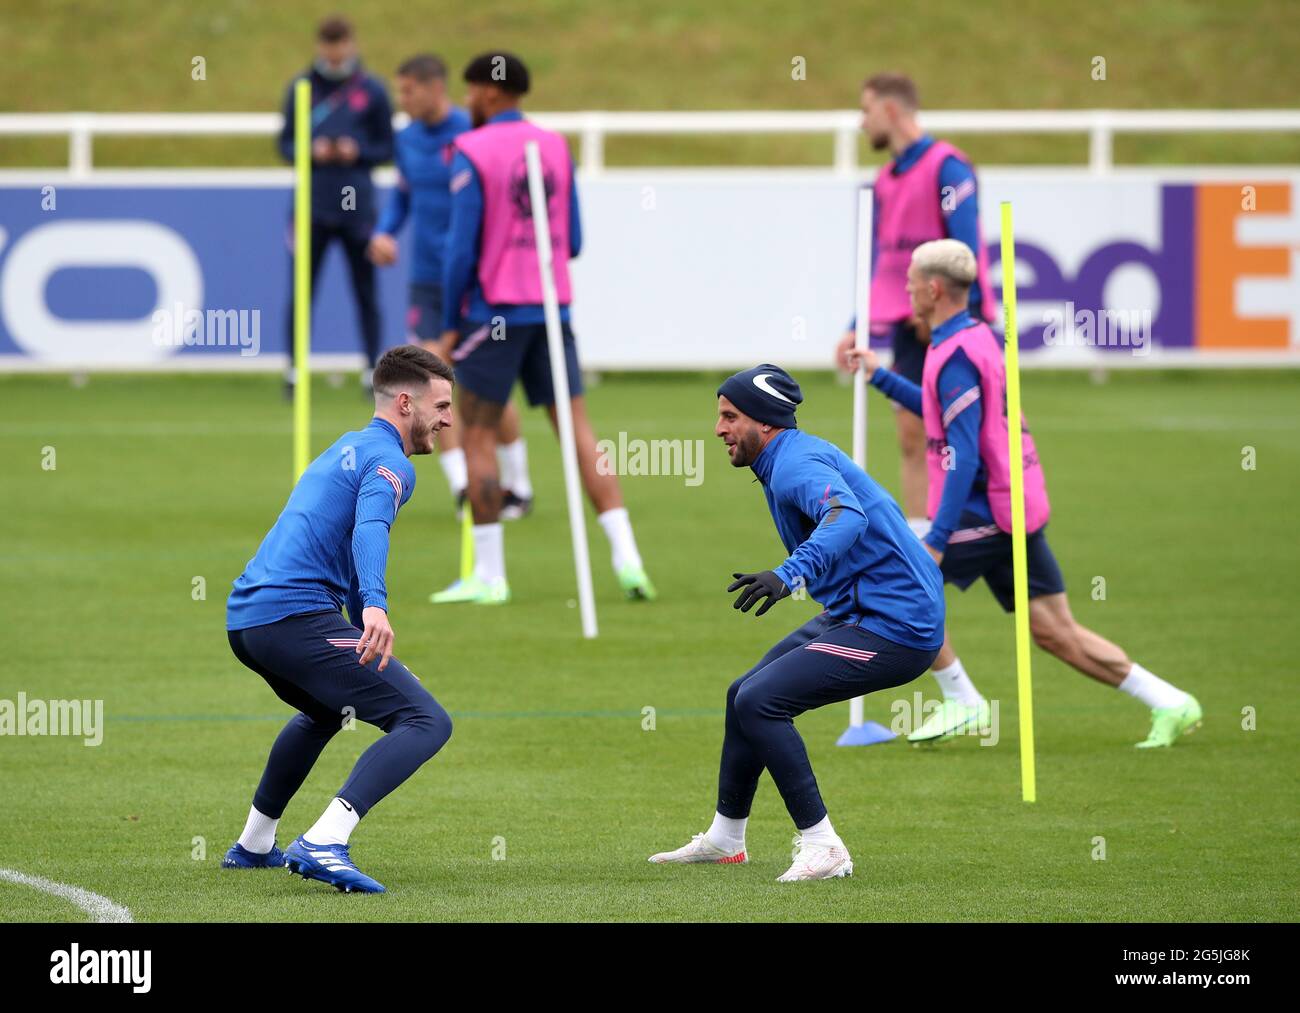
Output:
[
  {"xmin": 618, "ymin": 563, "xmax": 657, "ymax": 601},
  {"xmin": 907, "ymin": 698, "xmax": 990, "ymax": 744},
  {"xmin": 429, "ymin": 574, "xmax": 511, "ymax": 605},
  {"xmin": 1135, "ymin": 695, "xmax": 1202, "ymax": 748}
]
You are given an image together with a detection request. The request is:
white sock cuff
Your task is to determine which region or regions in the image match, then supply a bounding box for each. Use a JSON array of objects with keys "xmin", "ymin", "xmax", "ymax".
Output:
[{"xmin": 1119, "ymin": 662, "xmax": 1189, "ymax": 710}]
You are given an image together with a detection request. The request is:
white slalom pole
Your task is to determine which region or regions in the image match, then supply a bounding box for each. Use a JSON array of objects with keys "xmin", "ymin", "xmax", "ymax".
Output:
[
  {"xmin": 525, "ymin": 140, "xmax": 598, "ymax": 639},
  {"xmin": 839, "ymin": 187, "xmax": 892, "ymax": 746},
  {"xmin": 851, "ymin": 189, "xmax": 872, "ymax": 471}
]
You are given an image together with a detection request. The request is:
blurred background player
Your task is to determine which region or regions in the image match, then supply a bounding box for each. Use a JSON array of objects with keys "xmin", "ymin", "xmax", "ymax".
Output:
[
  {"xmin": 429, "ymin": 51, "xmax": 655, "ymax": 605},
  {"xmin": 368, "ymin": 52, "xmax": 535, "ymax": 519},
  {"xmin": 223, "ymin": 346, "xmax": 456, "ymax": 894},
  {"xmin": 649, "ymin": 366, "xmax": 943, "ymax": 880},
  {"xmin": 835, "ymin": 72, "xmax": 996, "ymax": 536},
  {"xmin": 279, "ymin": 15, "xmax": 394, "ymax": 396},
  {"xmin": 851, "ymin": 240, "xmax": 1201, "ymax": 748}
]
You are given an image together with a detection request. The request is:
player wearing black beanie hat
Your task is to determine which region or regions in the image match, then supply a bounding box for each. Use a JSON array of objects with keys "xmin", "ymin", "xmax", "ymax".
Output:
[{"xmin": 647, "ymin": 366, "xmax": 946, "ymax": 881}]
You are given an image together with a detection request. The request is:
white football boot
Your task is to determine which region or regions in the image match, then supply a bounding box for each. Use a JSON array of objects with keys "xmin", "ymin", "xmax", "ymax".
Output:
[
  {"xmin": 648, "ymin": 832, "xmax": 747, "ymax": 865},
  {"xmin": 776, "ymin": 834, "xmax": 853, "ymax": 882}
]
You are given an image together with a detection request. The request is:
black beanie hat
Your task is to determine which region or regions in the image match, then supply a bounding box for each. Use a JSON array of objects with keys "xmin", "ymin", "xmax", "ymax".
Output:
[{"xmin": 716, "ymin": 364, "xmax": 802, "ymax": 429}]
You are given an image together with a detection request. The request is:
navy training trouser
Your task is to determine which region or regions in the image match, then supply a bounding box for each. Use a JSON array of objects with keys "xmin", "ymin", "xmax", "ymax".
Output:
[
  {"xmin": 717, "ymin": 612, "xmax": 938, "ymax": 829},
  {"xmin": 228, "ymin": 609, "xmax": 451, "ymax": 819}
]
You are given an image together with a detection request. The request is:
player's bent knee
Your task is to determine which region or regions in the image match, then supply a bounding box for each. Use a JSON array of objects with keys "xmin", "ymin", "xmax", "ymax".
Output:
[
  {"xmin": 415, "ymin": 698, "xmax": 453, "ymax": 757},
  {"xmin": 291, "ymin": 710, "xmax": 338, "ymax": 739},
  {"xmin": 731, "ymin": 683, "xmax": 778, "ymax": 729},
  {"xmin": 725, "ymin": 675, "xmax": 748, "ymax": 712}
]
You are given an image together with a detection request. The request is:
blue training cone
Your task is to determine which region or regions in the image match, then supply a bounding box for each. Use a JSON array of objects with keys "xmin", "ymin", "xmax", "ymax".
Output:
[{"xmin": 836, "ymin": 720, "xmax": 896, "ymax": 746}]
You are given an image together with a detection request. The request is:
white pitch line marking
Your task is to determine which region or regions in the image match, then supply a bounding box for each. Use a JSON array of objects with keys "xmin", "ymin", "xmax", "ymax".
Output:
[{"xmin": 0, "ymin": 868, "xmax": 134, "ymax": 923}]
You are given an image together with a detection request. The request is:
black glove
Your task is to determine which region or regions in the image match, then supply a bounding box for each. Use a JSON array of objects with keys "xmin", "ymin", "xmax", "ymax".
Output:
[{"xmin": 727, "ymin": 570, "xmax": 790, "ymax": 616}]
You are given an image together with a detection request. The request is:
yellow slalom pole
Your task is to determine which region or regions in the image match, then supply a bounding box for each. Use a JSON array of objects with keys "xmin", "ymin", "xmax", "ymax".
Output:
[
  {"xmin": 1000, "ymin": 201, "xmax": 1037, "ymax": 804},
  {"xmin": 293, "ymin": 78, "xmax": 312, "ymax": 481},
  {"xmin": 459, "ymin": 502, "xmax": 474, "ymax": 583}
]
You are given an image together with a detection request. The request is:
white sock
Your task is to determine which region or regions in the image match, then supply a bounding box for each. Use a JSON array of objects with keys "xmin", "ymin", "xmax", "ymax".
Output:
[
  {"xmin": 472, "ymin": 522, "xmax": 506, "ymax": 582},
  {"xmin": 237, "ymin": 804, "xmax": 279, "ymax": 854},
  {"xmin": 500, "ymin": 439, "xmax": 532, "ymax": 498},
  {"xmin": 495, "ymin": 445, "xmax": 513, "ymax": 492},
  {"xmin": 799, "ymin": 814, "xmax": 840, "ymax": 847},
  {"xmin": 439, "ymin": 448, "xmax": 467, "ymax": 496},
  {"xmin": 303, "ymin": 797, "xmax": 360, "ymax": 847},
  {"xmin": 598, "ymin": 507, "xmax": 642, "ymax": 572},
  {"xmin": 1118, "ymin": 662, "xmax": 1189, "ymax": 710},
  {"xmin": 706, "ymin": 811, "xmax": 747, "ymax": 852},
  {"xmin": 932, "ymin": 657, "xmax": 983, "ymax": 706},
  {"xmin": 907, "ymin": 517, "xmax": 932, "ymax": 539}
]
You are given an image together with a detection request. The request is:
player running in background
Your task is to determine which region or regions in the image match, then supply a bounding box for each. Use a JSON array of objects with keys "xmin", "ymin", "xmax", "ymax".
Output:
[
  {"xmin": 835, "ymin": 72, "xmax": 997, "ymax": 536},
  {"xmin": 368, "ymin": 53, "xmax": 535, "ymax": 520},
  {"xmin": 278, "ymin": 15, "xmax": 394, "ymax": 396},
  {"xmin": 429, "ymin": 51, "xmax": 655, "ymax": 606},
  {"xmin": 850, "ymin": 240, "xmax": 1202, "ymax": 747},
  {"xmin": 222, "ymin": 346, "xmax": 456, "ymax": 893},
  {"xmin": 649, "ymin": 366, "xmax": 944, "ymax": 881}
]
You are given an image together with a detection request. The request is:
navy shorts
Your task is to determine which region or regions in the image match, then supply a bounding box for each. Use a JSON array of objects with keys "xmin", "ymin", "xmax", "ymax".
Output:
[
  {"xmin": 889, "ymin": 317, "xmax": 927, "ymax": 384},
  {"xmin": 405, "ymin": 282, "xmax": 443, "ymax": 342},
  {"xmin": 227, "ymin": 609, "xmax": 443, "ymax": 733},
  {"xmin": 940, "ymin": 525, "xmax": 1066, "ymax": 612},
  {"xmin": 451, "ymin": 318, "xmax": 584, "ymax": 407}
]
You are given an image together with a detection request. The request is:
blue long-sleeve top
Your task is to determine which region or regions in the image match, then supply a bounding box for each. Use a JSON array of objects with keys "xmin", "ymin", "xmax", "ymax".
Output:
[
  {"xmin": 375, "ymin": 106, "xmax": 473, "ymax": 285},
  {"xmin": 749, "ymin": 428, "xmax": 945, "ymax": 650},
  {"xmin": 869, "ymin": 309, "xmax": 994, "ymax": 551},
  {"xmin": 849, "ymin": 134, "xmax": 983, "ymax": 330},
  {"xmin": 227, "ymin": 418, "xmax": 415, "ymax": 631},
  {"xmin": 278, "ymin": 65, "xmax": 394, "ymax": 226},
  {"xmin": 441, "ymin": 108, "xmax": 583, "ymax": 332}
]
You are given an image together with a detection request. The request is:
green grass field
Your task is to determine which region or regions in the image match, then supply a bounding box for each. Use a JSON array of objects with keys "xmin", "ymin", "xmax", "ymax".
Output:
[
  {"xmin": 0, "ymin": 369, "xmax": 1296, "ymax": 921},
  {"xmin": 4, "ymin": 0, "xmax": 1299, "ymax": 168}
]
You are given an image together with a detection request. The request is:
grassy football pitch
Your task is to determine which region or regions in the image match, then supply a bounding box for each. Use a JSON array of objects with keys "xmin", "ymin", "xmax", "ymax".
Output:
[{"xmin": 0, "ymin": 369, "xmax": 1296, "ymax": 921}]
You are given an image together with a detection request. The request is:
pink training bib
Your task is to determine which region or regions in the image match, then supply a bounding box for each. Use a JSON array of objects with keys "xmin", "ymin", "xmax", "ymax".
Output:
[
  {"xmin": 871, "ymin": 140, "xmax": 997, "ymax": 327},
  {"xmin": 454, "ymin": 119, "xmax": 574, "ymax": 306},
  {"xmin": 921, "ymin": 317, "xmax": 1049, "ymax": 534}
]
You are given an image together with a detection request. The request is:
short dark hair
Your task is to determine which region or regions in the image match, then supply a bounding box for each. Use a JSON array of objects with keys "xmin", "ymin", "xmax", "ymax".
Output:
[
  {"xmin": 372, "ymin": 345, "xmax": 453, "ymax": 396},
  {"xmin": 397, "ymin": 53, "xmax": 447, "ymax": 82},
  {"xmin": 462, "ymin": 51, "xmax": 530, "ymax": 96},
  {"xmin": 863, "ymin": 71, "xmax": 919, "ymax": 111},
  {"xmin": 317, "ymin": 15, "xmax": 354, "ymax": 43}
]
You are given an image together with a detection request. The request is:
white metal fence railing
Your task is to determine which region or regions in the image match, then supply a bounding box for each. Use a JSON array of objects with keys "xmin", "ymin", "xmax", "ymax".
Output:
[{"xmin": 1, "ymin": 109, "xmax": 1298, "ymax": 177}]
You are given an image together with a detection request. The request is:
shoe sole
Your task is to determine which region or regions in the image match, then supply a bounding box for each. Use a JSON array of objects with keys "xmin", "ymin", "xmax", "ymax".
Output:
[
  {"xmin": 907, "ymin": 709, "xmax": 987, "ymax": 745},
  {"xmin": 777, "ymin": 861, "xmax": 853, "ymax": 882},
  {"xmin": 221, "ymin": 860, "xmax": 284, "ymax": 869},
  {"xmin": 1136, "ymin": 715, "xmax": 1204, "ymax": 748},
  {"xmin": 908, "ymin": 723, "xmax": 971, "ymax": 745},
  {"xmin": 648, "ymin": 852, "xmax": 747, "ymax": 865},
  {"xmin": 286, "ymin": 857, "xmax": 382, "ymax": 894}
]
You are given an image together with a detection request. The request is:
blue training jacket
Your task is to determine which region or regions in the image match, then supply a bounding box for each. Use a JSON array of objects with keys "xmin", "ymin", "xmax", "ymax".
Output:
[
  {"xmin": 750, "ymin": 428, "xmax": 945, "ymax": 650},
  {"xmin": 375, "ymin": 106, "xmax": 473, "ymax": 285},
  {"xmin": 227, "ymin": 418, "xmax": 415, "ymax": 631}
]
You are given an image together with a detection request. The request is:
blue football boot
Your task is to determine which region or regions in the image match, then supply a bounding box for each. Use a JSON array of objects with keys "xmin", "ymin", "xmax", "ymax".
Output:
[
  {"xmin": 221, "ymin": 841, "xmax": 287, "ymax": 869},
  {"xmin": 284, "ymin": 836, "xmax": 386, "ymax": 894}
]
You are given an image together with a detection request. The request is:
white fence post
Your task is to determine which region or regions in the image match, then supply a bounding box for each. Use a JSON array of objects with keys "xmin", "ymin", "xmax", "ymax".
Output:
[
  {"xmin": 1089, "ymin": 111, "xmax": 1114, "ymax": 174},
  {"xmin": 69, "ymin": 116, "xmax": 92, "ymax": 177},
  {"xmin": 833, "ymin": 126, "xmax": 858, "ymax": 175}
]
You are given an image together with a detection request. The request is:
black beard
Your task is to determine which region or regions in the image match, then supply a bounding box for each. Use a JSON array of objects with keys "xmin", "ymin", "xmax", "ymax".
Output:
[{"xmin": 730, "ymin": 431, "xmax": 762, "ymax": 468}]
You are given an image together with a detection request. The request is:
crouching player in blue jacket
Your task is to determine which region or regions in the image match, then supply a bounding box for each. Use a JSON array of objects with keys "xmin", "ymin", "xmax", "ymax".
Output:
[
  {"xmin": 221, "ymin": 345, "xmax": 455, "ymax": 893},
  {"xmin": 649, "ymin": 365, "xmax": 945, "ymax": 881}
]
